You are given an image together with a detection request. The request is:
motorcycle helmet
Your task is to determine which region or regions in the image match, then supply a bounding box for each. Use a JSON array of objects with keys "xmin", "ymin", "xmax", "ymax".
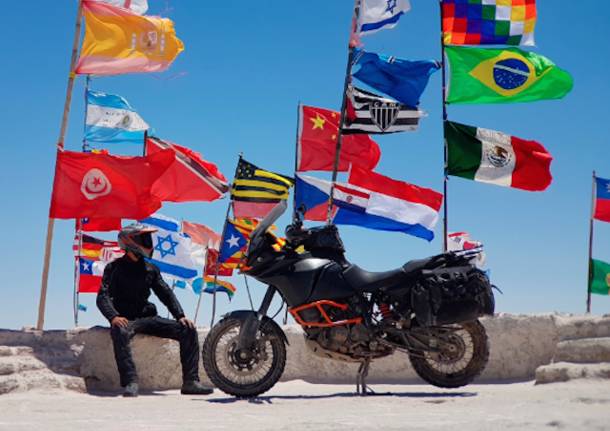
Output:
[{"xmin": 118, "ymin": 223, "xmax": 157, "ymax": 258}]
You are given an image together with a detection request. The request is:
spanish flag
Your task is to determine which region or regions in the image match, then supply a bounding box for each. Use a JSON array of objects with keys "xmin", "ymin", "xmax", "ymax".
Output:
[{"xmin": 75, "ymin": 0, "xmax": 184, "ymax": 75}]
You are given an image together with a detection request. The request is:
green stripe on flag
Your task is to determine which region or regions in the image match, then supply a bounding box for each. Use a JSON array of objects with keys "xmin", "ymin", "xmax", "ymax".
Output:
[
  {"xmin": 590, "ymin": 259, "xmax": 610, "ymax": 296},
  {"xmin": 445, "ymin": 121, "xmax": 481, "ymax": 181}
]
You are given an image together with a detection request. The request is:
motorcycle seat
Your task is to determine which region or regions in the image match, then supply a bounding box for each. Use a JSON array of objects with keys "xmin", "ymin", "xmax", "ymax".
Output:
[
  {"xmin": 402, "ymin": 255, "xmax": 441, "ymax": 275},
  {"xmin": 343, "ymin": 264, "xmax": 406, "ymax": 293}
]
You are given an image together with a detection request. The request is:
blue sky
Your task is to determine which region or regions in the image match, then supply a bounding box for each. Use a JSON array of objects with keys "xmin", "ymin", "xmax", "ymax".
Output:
[{"xmin": 1, "ymin": 1, "xmax": 609, "ymax": 329}]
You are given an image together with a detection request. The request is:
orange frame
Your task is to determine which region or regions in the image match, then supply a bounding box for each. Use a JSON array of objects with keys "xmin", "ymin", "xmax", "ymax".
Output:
[{"xmin": 289, "ymin": 300, "xmax": 363, "ymax": 328}]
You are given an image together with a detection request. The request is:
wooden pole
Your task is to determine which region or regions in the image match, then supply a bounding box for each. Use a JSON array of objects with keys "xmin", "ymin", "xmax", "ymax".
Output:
[
  {"xmin": 37, "ymin": 0, "xmax": 84, "ymax": 330},
  {"xmin": 326, "ymin": 0, "xmax": 361, "ymax": 224},
  {"xmin": 587, "ymin": 170, "xmax": 596, "ymax": 313},
  {"xmin": 439, "ymin": 0, "xmax": 449, "ymax": 252}
]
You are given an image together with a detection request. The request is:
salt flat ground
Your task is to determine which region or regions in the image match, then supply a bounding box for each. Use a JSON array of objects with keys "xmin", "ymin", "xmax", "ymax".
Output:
[{"xmin": 0, "ymin": 380, "xmax": 609, "ymax": 431}]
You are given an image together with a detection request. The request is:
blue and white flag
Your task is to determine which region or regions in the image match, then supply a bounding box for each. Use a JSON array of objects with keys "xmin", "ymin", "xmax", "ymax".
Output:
[
  {"xmin": 358, "ymin": 0, "xmax": 410, "ymax": 35},
  {"xmin": 85, "ymin": 90, "xmax": 150, "ymax": 145},
  {"xmin": 140, "ymin": 214, "xmax": 205, "ymax": 282}
]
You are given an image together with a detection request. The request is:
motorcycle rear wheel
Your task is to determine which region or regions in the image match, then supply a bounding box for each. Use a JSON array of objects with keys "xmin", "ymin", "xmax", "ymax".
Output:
[
  {"xmin": 408, "ymin": 320, "xmax": 489, "ymax": 388},
  {"xmin": 202, "ymin": 317, "xmax": 286, "ymax": 398}
]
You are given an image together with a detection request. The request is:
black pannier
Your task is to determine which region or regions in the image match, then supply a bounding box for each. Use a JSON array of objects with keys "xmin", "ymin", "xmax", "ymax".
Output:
[{"xmin": 411, "ymin": 266, "xmax": 495, "ymax": 326}]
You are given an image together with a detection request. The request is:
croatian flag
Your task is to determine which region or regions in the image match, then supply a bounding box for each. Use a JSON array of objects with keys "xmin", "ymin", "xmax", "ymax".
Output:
[
  {"xmin": 295, "ymin": 168, "xmax": 443, "ymax": 241},
  {"xmin": 358, "ymin": 0, "xmax": 411, "ymax": 35},
  {"xmin": 85, "ymin": 90, "xmax": 149, "ymax": 145},
  {"xmin": 594, "ymin": 177, "xmax": 610, "ymax": 223},
  {"xmin": 140, "ymin": 214, "xmax": 205, "ymax": 281}
]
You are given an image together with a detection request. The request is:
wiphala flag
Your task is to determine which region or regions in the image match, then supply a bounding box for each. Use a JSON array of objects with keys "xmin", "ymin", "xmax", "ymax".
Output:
[
  {"xmin": 343, "ymin": 86, "xmax": 425, "ymax": 134},
  {"xmin": 231, "ymin": 159, "xmax": 294, "ymax": 218}
]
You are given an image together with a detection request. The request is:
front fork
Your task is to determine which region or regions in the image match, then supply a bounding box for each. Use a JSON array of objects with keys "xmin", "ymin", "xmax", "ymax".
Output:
[{"xmin": 236, "ymin": 285, "xmax": 277, "ymax": 350}]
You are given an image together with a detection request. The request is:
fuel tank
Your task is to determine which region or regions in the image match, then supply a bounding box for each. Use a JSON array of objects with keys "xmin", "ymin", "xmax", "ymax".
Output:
[{"xmin": 251, "ymin": 256, "xmax": 355, "ymax": 307}]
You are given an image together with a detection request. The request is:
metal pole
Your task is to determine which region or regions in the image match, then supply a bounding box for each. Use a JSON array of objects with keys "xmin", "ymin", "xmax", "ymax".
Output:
[
  {"xmin": 439, "ymin": 0, "xmax": 449, "ymax": 252},
  {"xmin": 193, "ymin": 246, "xmax": 208, "ymax": 325},
  {"xmin": 587, "ymin": 170, "xmax": 596, "ymax": 313},
  {"xmin": 37, "ymin": 0, "xmax": 84, "ymax": 330},
  {"xmin": 293, "ymin": 102, "xmax": 302, "ymax": 219},
  {"xmin": 326, "ymin": 0, "xmax": 361, "ymax": 224}
]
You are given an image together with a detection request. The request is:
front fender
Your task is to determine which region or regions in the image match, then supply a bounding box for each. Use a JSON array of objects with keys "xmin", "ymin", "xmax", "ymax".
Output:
[{"xmin": 221, "ymin": 310, "xmax": 289, "ymax": 346}]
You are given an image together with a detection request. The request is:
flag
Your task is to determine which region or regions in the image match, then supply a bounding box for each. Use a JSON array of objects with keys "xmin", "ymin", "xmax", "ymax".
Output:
[
  {"xmin": 295, "ymin": 171, "xmax": 442, "ymax": 241},
  {"xmin": 75, "ymin": 0, "xmax": 184, "ymax": 75},
  {"xmin": 594, "ymin": 177, "xmax": 610, "ymax": 223},
  {"xmin": 590, "ymin": 259, "xmax": 610, "ymax": 296},
  {"xmin": 358, "ymin": 0, "xmax": 411, "ymax": 35},
  {"xmin": 352, "ymin": 49, "xmax": 440, "ymax": 107},
  {"xmin": 344, "ymin": 85, "xmax": 425, "ymax": 134},
  {"xmin": 74, "ymin": 234, "xmax": 123, "ymax": 293},
  {"xmin": 193, "ymin": 276, "xmax": 237, "ymax": 299},
  {"xmin": 99, "ymin": 0, "xmax": 148, "ymax": 14},
  {"xmin": 204, "ymin": 248, "xmax": 234, "ymax": 276},
  {"xmin": 80, "ymin": 217, "xmax": 122, "ymax": 232},
  {"xmin": 445, "ymin": 120, "xmax": 552, "ymax": 191},
  {"xmin": 442, "ymin": 0, "xmax": 536, "ymax": 46},
  {"xmin": 231, "ymin": 159, "xmax": 294, "ymax": 218},
  {"xmin": 85, "ymin": 90, "xmax": 149, "ymax": 145},
  {"xmin": 182, "ymin": 221, "xmax": 221, "ymax": 249},
  {"xmin": 140, "ymin": 214, "xmax": 204, "ymax": 281},
  {"xmin": 49, "ymin": 149, "xmax": 174, "ymax": 220},
  {"xmin": 218, "ymin": 220, "xmax": 249, "ymax": 268},
  {"xmin": 78, "ymin": 304, "xmax": 88, "ymax": 312},
  {"xmin": 447, "ymin": 232, "xmax": 486, "ymax": 268},
  {"xmin": 146, "ymin": 137, "xmax": 229, "ymax": 203},
  {"xmin": 297, "ymin": 105, "xmax": 380, "ymax": 172},
  {"xmin": 445, "ymin": 46, "xmax": 573, "ymax": 104}
]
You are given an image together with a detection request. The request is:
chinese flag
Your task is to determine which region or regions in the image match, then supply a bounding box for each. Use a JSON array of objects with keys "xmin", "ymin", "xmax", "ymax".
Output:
[
  {"xmin": 146, "ymin": 137, "xmax": 229, "ymax": 202},
  {"xmin": 50, "ymin": 149, "xmax": 174, "ymax": 220},
  {"xmin": 297, "ymin": 105, "xmax": 380, "ymax": 172}
]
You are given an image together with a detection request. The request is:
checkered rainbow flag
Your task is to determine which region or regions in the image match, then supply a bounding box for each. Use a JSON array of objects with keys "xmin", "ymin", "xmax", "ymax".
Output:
[{"xmin": 442, "ymin": 0, "xmax": 536, "ymax": 46}]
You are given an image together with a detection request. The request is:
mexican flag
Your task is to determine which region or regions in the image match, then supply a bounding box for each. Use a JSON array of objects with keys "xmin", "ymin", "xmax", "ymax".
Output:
[
  {"xmin": 445, "ymin": 121, "xmax": 553, "ymax": 191},
  {"xmin": 590, "ymin": 259, "xmax": 610, "ymax": 296}
]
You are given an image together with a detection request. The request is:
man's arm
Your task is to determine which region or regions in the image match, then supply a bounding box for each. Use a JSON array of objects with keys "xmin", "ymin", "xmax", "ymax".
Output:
[
  {"xmin": 96, "ymin": 263, "xmax": 120, "ymax": 322},
  {"xmin": 149, "ymin": 265, "xmax": 185, "ymax": 320}
]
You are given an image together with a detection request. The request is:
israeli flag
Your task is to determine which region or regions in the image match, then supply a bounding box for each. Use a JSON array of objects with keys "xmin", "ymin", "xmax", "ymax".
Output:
[
  {"xmin": 85, "ymin": 90, "xmax": 150, "ymax": 145},
  {"xmin": 140, "ymin": 214, "xmax": 205, "ymax": 282},
  {"xmin": 358, "ymin": 0, "xmax": 410, "ymax": 35}
]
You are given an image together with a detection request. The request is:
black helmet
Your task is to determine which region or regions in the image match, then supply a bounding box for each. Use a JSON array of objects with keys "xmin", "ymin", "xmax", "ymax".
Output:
[{"xmin": 118, "ymin": 223, "xmax": 157, "ymax": 258}]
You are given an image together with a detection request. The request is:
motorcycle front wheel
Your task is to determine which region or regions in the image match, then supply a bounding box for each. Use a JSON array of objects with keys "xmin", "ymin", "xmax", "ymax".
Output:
[
  {"xmin": 408, "ymin": 320, "xmax": 489, "ymax": 388},
  {"xmin": 202, "ymin": 317, "xmax": 286, "ymax": 398}
]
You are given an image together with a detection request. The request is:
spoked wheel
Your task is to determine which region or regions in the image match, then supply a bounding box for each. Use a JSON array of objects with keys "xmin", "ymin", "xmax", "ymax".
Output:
[
  {"xmin": 202, "ymin": 317, "xmax": 286, "ymax": 398},
  {"xmin": 408, "ymin": 320, "xmax": 489, "ymax": 388}
]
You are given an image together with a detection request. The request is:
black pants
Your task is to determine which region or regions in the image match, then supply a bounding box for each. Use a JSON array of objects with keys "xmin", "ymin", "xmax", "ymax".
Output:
[{"xmin": 110, "ymin": 316, "xmax": 200, "ymax": 387}]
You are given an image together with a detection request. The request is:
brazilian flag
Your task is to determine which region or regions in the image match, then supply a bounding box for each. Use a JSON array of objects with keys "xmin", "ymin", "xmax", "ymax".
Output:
[
  {"xmin": 590, "ymin": 259, "xmax": 610, "ymax": 296},
  {"xmin": 446, "ymin": 47, "xmax": 573, "ymax": 104}
]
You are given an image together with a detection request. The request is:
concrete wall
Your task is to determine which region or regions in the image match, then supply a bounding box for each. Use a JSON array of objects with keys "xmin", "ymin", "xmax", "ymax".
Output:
[{"xmin": 1, "ymin": 313, "xmax": 608, "ymax": 391}]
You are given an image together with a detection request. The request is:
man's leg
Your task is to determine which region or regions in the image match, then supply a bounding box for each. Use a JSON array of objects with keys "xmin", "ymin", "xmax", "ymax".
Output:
[
  {"xmin": 109, "ymin": 324, "xmax": 137, "ymax": 387},
  {"xmin": 134, "ymin": 317, "xmax": 200, "ymax": 383}
]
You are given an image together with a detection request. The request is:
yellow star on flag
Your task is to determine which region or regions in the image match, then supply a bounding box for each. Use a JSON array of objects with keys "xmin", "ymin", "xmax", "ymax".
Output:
[{"xmin": 311, "ymin": 115, "xmax": 325, "ymax": 130}]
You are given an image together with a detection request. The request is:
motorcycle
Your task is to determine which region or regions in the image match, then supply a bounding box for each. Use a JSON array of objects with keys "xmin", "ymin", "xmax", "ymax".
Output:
[{"xmin": 202, "ymin": 201, "xmax": 495, "ymax": 397}]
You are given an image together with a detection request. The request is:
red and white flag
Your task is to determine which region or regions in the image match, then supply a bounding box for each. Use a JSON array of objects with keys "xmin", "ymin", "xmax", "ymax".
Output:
[{"xmin": 49, "ymin": 149, "xmax": 174, "ymax": 220}]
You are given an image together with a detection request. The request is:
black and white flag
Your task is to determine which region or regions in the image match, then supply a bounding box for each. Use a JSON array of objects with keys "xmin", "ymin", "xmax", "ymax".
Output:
[{"xmin": 343, "ymin": 86, "xmax": 425, "ymax": 134}]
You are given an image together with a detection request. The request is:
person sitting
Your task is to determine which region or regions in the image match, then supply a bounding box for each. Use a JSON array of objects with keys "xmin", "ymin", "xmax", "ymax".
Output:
[{"xmin": 96, "ymin": 223, "xmax": 214, "ymax": 397}]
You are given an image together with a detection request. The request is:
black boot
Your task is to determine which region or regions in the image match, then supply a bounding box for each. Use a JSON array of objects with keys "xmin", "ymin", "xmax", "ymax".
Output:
[
  {"xmin": 181, "ymin": 381, "xmax": 214, "ymax": 395},
  {"xmin": 123, "ymin": 382, "xmax": 139, "ymax": 397}
]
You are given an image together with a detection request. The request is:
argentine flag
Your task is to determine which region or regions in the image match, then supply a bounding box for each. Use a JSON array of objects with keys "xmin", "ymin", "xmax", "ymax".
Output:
[
  {"xmin": 85, "ymin": 90, "xmax": 149, "ymax": 145},
  {"xmin": 140, "ymin": 214, "xmax": 205, "ymax": 283},
  {"xmin": 358, "ymin": 0, "xmax": 410, "ymax": 35}
]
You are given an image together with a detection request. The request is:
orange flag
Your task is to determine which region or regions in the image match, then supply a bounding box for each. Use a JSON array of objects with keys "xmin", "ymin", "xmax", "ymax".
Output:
[{"xmin": 75, "ymin": 0, "xmax": 184, "ymax": 75}]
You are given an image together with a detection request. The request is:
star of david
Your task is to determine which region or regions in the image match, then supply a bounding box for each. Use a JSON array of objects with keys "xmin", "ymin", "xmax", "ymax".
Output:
[
  {"xmin": 385, "ymin": 0, "xmax": 397, "ymax": 14},
  {"xmin": 154, "ymin": 234, "xmax": 179, "ymax": 258},
  {"xmin": 226, "ymin": 234, "xmax": 241, "ymax": 249}
]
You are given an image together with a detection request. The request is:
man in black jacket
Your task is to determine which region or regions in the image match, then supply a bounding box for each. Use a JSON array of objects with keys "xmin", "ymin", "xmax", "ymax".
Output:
[{"xmin": 97, "ymin": 224, "xmax": 213, "ymax": 397}]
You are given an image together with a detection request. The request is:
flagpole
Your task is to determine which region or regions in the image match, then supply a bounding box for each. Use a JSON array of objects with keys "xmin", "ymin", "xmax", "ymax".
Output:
[
  {"xmin": 37, "ymin": 0, "xmax": 84, "ymax": 330},
  {"xmin": 293, "ymin": 102, "xmax": 302, "ymax": 220},
  {"xmin": 326, "ymin": 0, "xmax": 361, "ymax": 224},
  {"xmin": 439, "ymin": 0, "xmax": 449, "ymax": 252},
  {"xmin": 587, "ymin": 170, "xmax": 596, "ymax": 313},
  {"xmin": 193, "ymin": 247, "xmax": 208, "ymax": 325}
]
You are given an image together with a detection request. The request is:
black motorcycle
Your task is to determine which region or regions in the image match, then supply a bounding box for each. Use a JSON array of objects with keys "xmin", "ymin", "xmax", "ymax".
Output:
[{"xmin": 202, "ymin": 201, "xmax": 495, "ymax": 397}]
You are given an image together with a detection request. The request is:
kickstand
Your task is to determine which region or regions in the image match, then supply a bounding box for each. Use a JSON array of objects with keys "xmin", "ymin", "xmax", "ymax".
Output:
[{"xmin": 356, "ymin": 358, "xmax": 374, "ymax": 396}]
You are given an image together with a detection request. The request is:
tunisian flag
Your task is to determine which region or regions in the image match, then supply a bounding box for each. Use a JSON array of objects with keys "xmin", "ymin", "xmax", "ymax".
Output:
[
  {"xmin": 146, "ymin": 137, "xmax": 229, "ymax": 202},
  {"xmin": 49, "ymin": 149, "xmax": 174, "ymax": 219},
  {"xmin": 297, "ymin": 105, "xmax": 380, "ymax": 172}
]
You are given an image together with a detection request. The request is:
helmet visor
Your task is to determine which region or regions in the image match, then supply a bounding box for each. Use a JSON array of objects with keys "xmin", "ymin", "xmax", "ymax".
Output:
[{"xmin": 133, "ymin": 232, "xmax": 153, "ymax": 250}]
